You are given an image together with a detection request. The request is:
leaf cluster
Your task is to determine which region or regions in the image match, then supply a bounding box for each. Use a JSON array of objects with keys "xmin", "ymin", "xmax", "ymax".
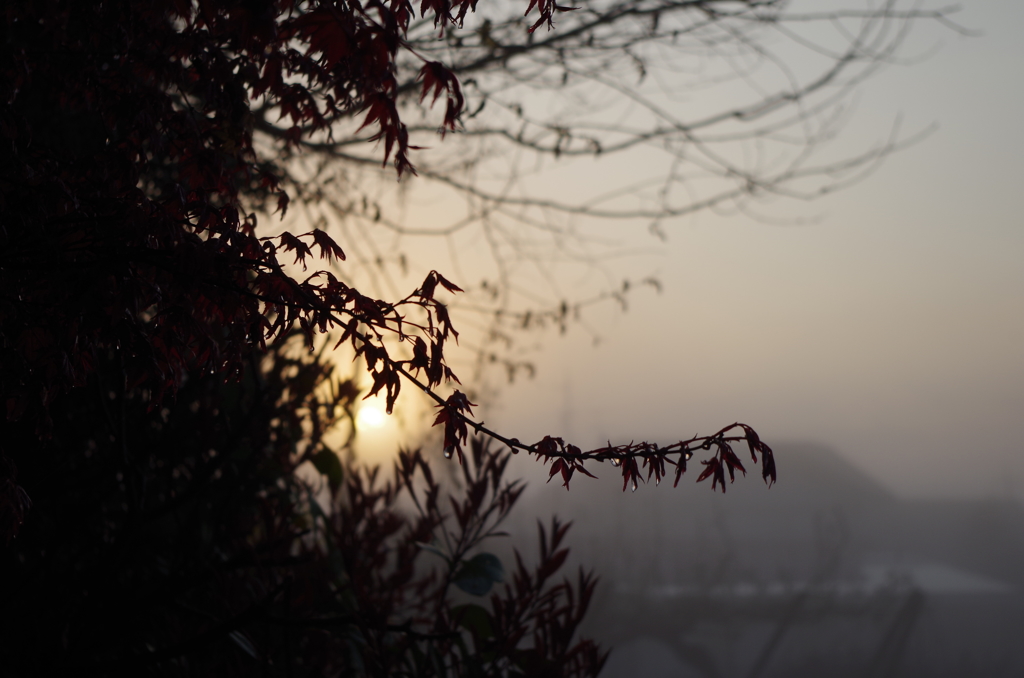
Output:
[
  {"xmin": 0, "ymin": 0, "xmax": 779, "ymax": 549},
  {"xmin": 444, "ymin": 423, "xmax": 776, "ymax": 494},
  {"xmin": 0, "ymin": 0, "xmax": 493, "ymax": 424},
  {"xmin": 0, "ymin": 342, "xmax": 606, "ymax": 677}
]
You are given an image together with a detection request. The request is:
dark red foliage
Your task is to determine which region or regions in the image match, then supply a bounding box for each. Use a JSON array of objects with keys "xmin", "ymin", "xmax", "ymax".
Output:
[
  {"xmin": 0, "ymin": 1, "xmax": 789, "ymax": 674},
  {"xmin": 0, "ymin": 0, "xmax": 488, "ymax": 428},
  {"xmin": 1, "ymin": 0, "xmax": 774, "ymax": 543},
  {"xmin": 0, "ymin": 340, "xmax": 607, "ymax": 676},
  {"xmin": 315, "ymin": 440, "xmax": 608, "ymax": 677},
  {"xmin": 418, "ymin": 61, "xmax": 466, "ymax": 135}
]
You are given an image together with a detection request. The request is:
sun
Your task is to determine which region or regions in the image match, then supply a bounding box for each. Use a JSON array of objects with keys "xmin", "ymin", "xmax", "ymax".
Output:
[{"xmin": 356, "ymin": 402, "xmax": 388, "ymax": 430}]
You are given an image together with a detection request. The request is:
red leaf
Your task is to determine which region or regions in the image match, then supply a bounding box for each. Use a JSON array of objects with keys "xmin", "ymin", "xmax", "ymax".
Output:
[
  {"xmin": 276, "ymin": 191, "xmax": 290, "ymax": 217},
  {"xmin": 279, "ymin": 231, "xmax": 311, "ymax": 268},
  {"xmin": 722, "ymin": 444, "xmax": 746, "ymax": 482},
  {"xmin": 435, "ymin": 271, "xmax": 463, "ymax": 294},
  {"xmin": 621, "ymin": 457, "xmax": 640, "ymax": 492},
  {"xmin": 574, "ymin": 461, "xmax": 597, "ymax": 480},
  {"xmin": 419, "ymin": 273, "xmax": 438, "ymax": 300},
  {"xmin": 310, "ymin": 229, "xmax": 346, "ymax": 263},
  {"xmin": 417, "ymin": 62, "xmax": 465, "ymax": 135},
  {"xmin": 536, "ymin": 436, "xmax": 562, "ymax": 456},
  {"xmin": 672, "ymin": 453, "xmax": 689, "ymax": 487},
  {"xmin": 762, "ymin": 448, "xmax": 777, "ymax": 488},
  {"xmin": 696, "ymin": 458, "xmax": 719, "ymax": 485}
]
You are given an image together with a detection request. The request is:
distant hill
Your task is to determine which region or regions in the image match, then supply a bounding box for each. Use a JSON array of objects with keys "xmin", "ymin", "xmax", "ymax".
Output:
[{"xmin": 502, "ymin": 442, "xmax": 1024, "ymax": 678}]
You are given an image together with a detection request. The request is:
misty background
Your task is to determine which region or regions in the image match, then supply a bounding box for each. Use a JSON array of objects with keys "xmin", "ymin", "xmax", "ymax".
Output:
[
  {"xmin": 489, "ymin": 0, "xmax": 1023, "ymax": 502},
  {"xmin": 353, "ymin": 2, "xmax": 1023, "ymax": 675},
  {"xmin": 486, "ymin": 1, "xmax": 1022, "ymax": 675}
]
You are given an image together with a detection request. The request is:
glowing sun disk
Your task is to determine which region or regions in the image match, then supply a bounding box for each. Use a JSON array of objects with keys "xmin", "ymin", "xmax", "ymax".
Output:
[{"xmin": 357, "ymin": 404, "xmax": 388, "ymax": 429}]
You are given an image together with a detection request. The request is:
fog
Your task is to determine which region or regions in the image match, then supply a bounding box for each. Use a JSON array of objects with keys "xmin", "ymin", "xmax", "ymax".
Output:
[
  {"xmin": 462, "ymin": 3, "xmax": 1024, "ymax": 675},
  {"xmin": 352, "ymin": 2, "xmax": 1022, "ymax": 674},
  {"xmin": 486, "ymin": 0, "xmax": 1024, "ymax": 501},
  {"xmin": 496, "ymin": 443, "xmax": 1024, "ymax": 676}
]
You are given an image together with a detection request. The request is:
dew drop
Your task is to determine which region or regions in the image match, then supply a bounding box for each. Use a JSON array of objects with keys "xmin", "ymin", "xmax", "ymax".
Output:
[
  {"xmin": 631, "ymin": 478, "xmax": 638, "ymax": 492},
  {"xmin": 610, "ymin": 458, "xmax": 621, "ymax": 467},
  {"xmin": 443, "ymin": 447, "xmax": 453, "ymax": 459}
]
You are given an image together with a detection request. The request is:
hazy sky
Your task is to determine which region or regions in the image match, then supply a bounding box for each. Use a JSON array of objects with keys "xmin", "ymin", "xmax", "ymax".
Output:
[{"xmin": 474, "ymin": 1, "xmax": 1024, "ymax": 501}]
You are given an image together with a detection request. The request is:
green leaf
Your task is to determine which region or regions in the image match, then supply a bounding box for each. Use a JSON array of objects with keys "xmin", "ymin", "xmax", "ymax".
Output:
[
  {"xmin": 311, "ymin": 449, "xmax": 343, "ymax": 492},
  {"xmin": 228, "ymin": 630, "xmax": 259, "ymax": 659},
  {"xmin": 415, "ymin": 541, "xmax": 451, "ymax": 564},
  {"xmin": 453, "ymin": 603, "xmax": 494, "ymax": 639},
  {"xmin": 452, "ymin": 552, "xmax": 504, "ymax": 596}
]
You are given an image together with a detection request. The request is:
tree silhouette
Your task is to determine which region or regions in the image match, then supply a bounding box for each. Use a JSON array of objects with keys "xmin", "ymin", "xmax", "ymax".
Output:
[
  {"xmin": 0, "ymin": 0, "xmax": 867, "ymax": 520},
  {"xmin": 0, "ymin": 0, "xmax": 960, "ymax": 673},
  {"xmin": 273, "ymin": 0, "xmax": 968, "ymax": 360},
  {"xmin": 0, "ymin": 340, "xmax": 607, "ymax": 675}
]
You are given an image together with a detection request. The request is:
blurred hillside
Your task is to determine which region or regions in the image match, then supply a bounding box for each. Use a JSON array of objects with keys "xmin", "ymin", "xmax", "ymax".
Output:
[{"xmin": 503, "ymin": 444, "xmax": 1024, "ymax": 677}]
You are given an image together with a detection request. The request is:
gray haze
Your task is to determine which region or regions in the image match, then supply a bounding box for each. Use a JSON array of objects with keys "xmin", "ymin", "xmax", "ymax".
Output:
[
  {"xmin": 353, "ymin": 4, "xmax": 1024, "ymax": 674},
  {"xmin": 477, "ymin": 3, "xmax": 1024, "ymax": 675},
  {"xmin": 499, "ymin": 443, "xmax": 1024, "ymax": 677},
  {"xmin": 491, "ymin": 0, "xmax": 1024, "ymax": 502}
]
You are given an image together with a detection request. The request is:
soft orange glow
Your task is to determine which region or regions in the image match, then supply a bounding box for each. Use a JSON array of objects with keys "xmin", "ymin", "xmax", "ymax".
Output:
[{"xmin": 356, "ymin": 402, "xmax": 388, "ymax": 429}]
